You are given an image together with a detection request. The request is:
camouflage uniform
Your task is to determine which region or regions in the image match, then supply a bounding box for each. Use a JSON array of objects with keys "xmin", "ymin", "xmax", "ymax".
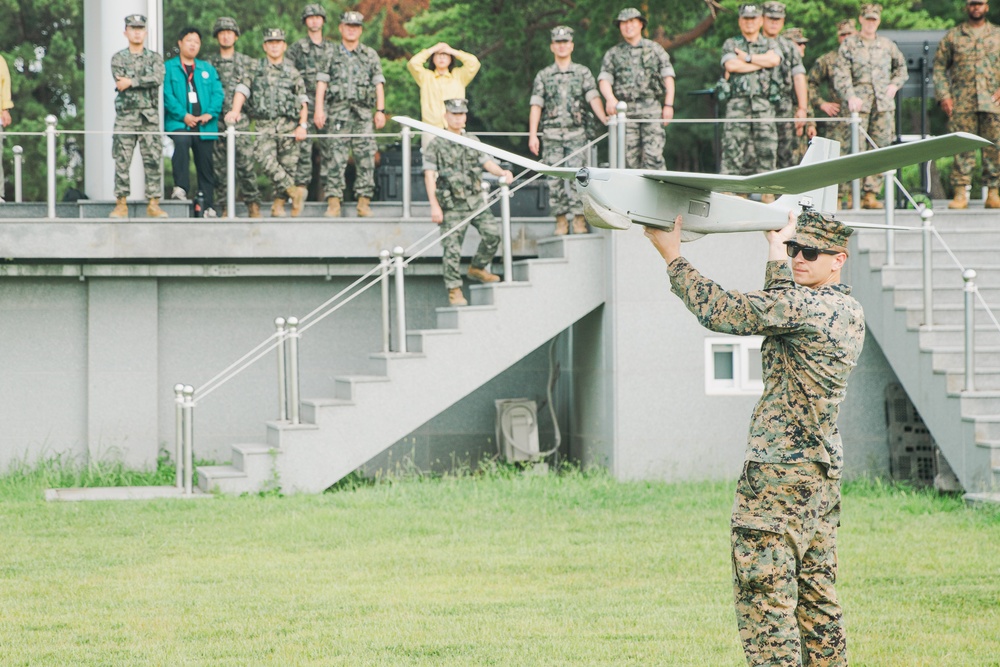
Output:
[
  {"xmin": 287, "ymin": 36, "xmax": 336, "ymax": 189},
  {"xmin": 809, "ymin": 48, "xmax": 852, "ymax": 201},
  {"xmin": 933, "ymin": 19, "xmax": 1000, "ymax": 190},
  {"xmin": 833, "ymin": 33, "xmax": 908, "ymax": 195},
  {"xmin": 318, "ymin": 43, "xmax": 385, "ymax": 199},
  {"xmin": 423, "ymin": 134, "xmax": 501, "ymax": 290},
  {"xmin": 598, "ymin": 39, "xmax": 675, "ymax": 169},
  {"xmin": 721, "ymin": 34, "xmax": 781, "ymax": 175},
  {"xmin": 234, "ymin": 58, "xmax": 309, "ymax": 196},
  {"xmin": 111, "ymin": 47, "xmax": 165, "ymax": 198},
  {"xmin": 666, "ymin": 211, "xmax": 865, "ymax": 667},
  {"xmin": 772, "ymin": 34, "xmax": 806, "ymax": 169},
  {"xmin": 209, "ymin": 48, "xmax": 262, "ymax": 207},
  {"xmin": 530, "ymin": 61, "xmax": 601, "ymax": 217}
]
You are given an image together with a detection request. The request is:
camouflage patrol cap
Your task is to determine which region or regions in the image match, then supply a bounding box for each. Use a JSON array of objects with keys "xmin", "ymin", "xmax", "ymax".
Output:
[
  {"xmin": 551, "ymin": 26, "xmax": 574, "ymax": 42},
  {"xmin": 784, "ymin": 27, "xmax": 808, "ymax": 43},
  {"xmin": 212, "ymin": 17, "xmax": 241, "ymax": 37},
  {"xmin": 967, "ymin": 0, "xmax": 987, "ymax": 5},
  {"xmin": 837, "ymin": 19, "xmax": 857, "ymax": 35},
  {"xmin": 302, "ymin": 4, "xmax": 327, "ymax": 21},
  {"xmin": 262, "ymin": 28, "xmax": 286, "ymax": 43},
  {"xmin": 614, "ymin": 7, "xmax": 647, "ymax": 27},
  {"xmin": 125, "ymin": 14, "xmax": 147, "ymax": 28},
  {"xmin": 340, "ymin": 11, "xmax": 365, "ymax": 25},
  {"xmin": 794, "ymin": 210, "xmax": 854, "ymax": 251},
  {"xmin": 860, "ymin": 3, "xmax": 883, "ymax": 18},
  {"xmin": 739, "ymin": 4, "xmax": 763, "ymax": 18},
  {"xmin": 444, "ymin": 98, "xmax": 469, "ymax": 114},
  {"xmin": 763, "ymin": 2, "xmax": 786, "ymax": 18}
]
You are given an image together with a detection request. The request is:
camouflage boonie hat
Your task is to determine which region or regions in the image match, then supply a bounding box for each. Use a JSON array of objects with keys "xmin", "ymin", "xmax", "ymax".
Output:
[
  {"xmin": 302, "ymin": 4, "xmax": 327, "ymax": 21},
  {"xmin": 784, "ymin": 27, "xmax": 808, "ymax": 43},
  {"xmin": 837, "ymin": 19, "xmax": 857, "ymax": 35},
  {"xmin": 551, "ymin": 26, "xmax": 574, "ymax": 42},
  {"xmin": 262, "ymin": 28, "xmax": 286, "ymax": 42},
  {"xmin": 763, "ymin": 2, "xmax": 786, "ymax": 18},
  {"xmin": 340, "ymin": 11, "xmax": 364, "ymax": 25},
  {"xmin": 444, "ymin": 98, "xmax": 469, "ymax": 114},
  {"xmin": 793, "ymin": 210, "xmax": 854, "ymax": 250},
  {"xmin": 125, "ymin": 14, "xmax": 147, "ymax": 28},
  {"xmin": 739, "ymin": 3, "xmax": 763, "ymax": 18},
  {"xmin": 860, "ymin": 3, "xmax": 882, "ymax": 17},
  {"xmin": 614, "ymin": 7, "xmax": 647, "ymax": 27},
  {"xmin": 213, "ymin": 17, "xmax": 241, "ymax": 37}
]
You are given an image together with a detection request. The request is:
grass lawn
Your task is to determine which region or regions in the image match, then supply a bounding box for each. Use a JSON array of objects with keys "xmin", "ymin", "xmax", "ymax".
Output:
[{"xmin": 1, "ymin": 467, "xmax": 998, "ymax": 666}]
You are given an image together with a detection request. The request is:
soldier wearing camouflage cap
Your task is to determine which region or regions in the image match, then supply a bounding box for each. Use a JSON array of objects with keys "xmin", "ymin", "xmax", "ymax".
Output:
[
  {"xmin": 933, "ymin": 0, "xmax": 1000, "ymax": 209},
  {"xmin": 644, "ymin": 207, "xmax": 863, "ymax": 667},
  {"xmin": 209, "ymin": 17, "xmax": 263, "ymax": 217},
  {"xmin": 598, "ymin": 7, "xmax": 676, "ymax": 169},
  {"xmin": 528, "ymin": 25, "xmax": 609, "ymax": 235},
  {"xmin": 784, "ymin": 28, "xmax": 818, "ymax": 166},
  {"xmin": 808, "ymin": 20, "xmax": 856, "ymax": 208},
  {"xmin": 108, "ymin": 14, "xmax": 167, "ymax": 218},
  {"xmin": 833, "ymin": 2, "xmax": 908, "ymax": 208},
  {"xmin": 225, "ymin": 28, "xmax": 309, "ymax": 217},
  {"xmin": 760, "ymin": 2, "xmax": 809, "ymax": 172}
]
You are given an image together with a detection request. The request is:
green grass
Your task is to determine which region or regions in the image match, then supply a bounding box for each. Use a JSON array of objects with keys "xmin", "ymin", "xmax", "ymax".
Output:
[{"xmin": 1, "ymin": 467, "xmax": 998, "ymax": 666}]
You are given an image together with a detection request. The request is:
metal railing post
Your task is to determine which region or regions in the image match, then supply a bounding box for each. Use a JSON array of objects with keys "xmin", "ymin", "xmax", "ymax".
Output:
[
  {"xmin": 286, "ymin": 316, "xmax": 300, "ymax": 425},
  {"xmin": 45, "ymin": 115, "xmax": 57, "ymax": 219},
  {"xmin": 226, "ymin": 124, "xmax": 236, "ymax": 219},
  {"xmin": 182, "ymin": 385, "xmax": 195, "ymax": 495},
  {"xmin": 921, "ymin": 208, "xmax": 934, "ymax": 328},
  {"xmin": 174, "ymin": 384, "xmax": 185, "ymax": 489},
  {"xmin": 500, "ymin": 177, "xmax": 512, "ymax": 283},
  {"xmin": 608, "ymin": 114, "xmax": 618, "ymax": 168},
  {"xmin": 884, "ymin": 169, "xmax": 895, "ymax": 264},
  {"xmin": 275, "ymin": 317, "xmax": 287, "ymax": 421},
  {"xmin": 850, "ymin": 113, "xmax": 861, "ymax": 211},
  {"xmin": 963, "ymin": 269, "xmax": 977, "ymax": 392},
  {"xmin": 402, "ymin": 126, "xmax": 412, "ymax": 220},
  {"xmin": 12, "ymin": 145, "xmax": 23, "ymax": 202},
  {"xmin": 392, "ymin": 246, "xmax": 407, "ymax": 353},
  {"xmin": 380, "ymin": 250, "xmax": 392, "ymax": 353},
  {"xmin": 616, "ymin": 101, "xmax": 627, "ymax": 169}
]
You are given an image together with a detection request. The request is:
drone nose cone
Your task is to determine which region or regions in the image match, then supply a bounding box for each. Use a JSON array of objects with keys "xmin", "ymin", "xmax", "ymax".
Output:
[{"xmin": 576, "ymin": 168, "xmax": 590, "ymax": 187}]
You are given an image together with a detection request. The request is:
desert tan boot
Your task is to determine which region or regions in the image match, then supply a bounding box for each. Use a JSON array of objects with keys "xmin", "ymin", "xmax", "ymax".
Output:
[
  {"xmin": 146, "ymin": 198, "xmax": 169, "ymax": 218},
  {"xmin": 861, "ymin": 192, "xmax": 884, "ymax": 209},
  {"xmin": 985, "ymin": 188, "xmax": 1000, "ymax": 209},
  {"xmin": 554, "ymin": 215, "xmax": 569, "ymax": 235},
  {"xmin": 356, "ymin": 196, "xmax": 373, "ymax": 217},
  {"xmin": 948, "ymin": 189, "xmax": 968, "ymax": 210},
  {"xmin": 247, "ymin": 202, "xmax": 262, "ymax": 218},
  {"xmin": 271, "ymin": 198, "xmax": 287, "ymax": 218},
  {"xmin": 448, "ymin": 287, "xmax": 468, "ymax": 306},
  {"xmin": 109, "ymin": 197, "xmax": 129, "ymax": 219},
  {"xmin": 288, "ymin": 186, "xmax": 306, "ymax": 217},
  {"xmin": 468, "ymin": 266, "xmax": 500, "ymax": 283},
  {"xmin": 572, "ymin": 215, "xmax": 589, "ymax": 234},
  {"xmin": 325, "ymin": 197, "xmax": 341, "ymax": 218}
]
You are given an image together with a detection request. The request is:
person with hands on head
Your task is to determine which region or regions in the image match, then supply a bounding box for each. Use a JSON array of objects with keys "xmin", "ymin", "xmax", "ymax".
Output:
[{"xmin": 407, "ymin": 41, "xmax": 481, "ymax": 146}]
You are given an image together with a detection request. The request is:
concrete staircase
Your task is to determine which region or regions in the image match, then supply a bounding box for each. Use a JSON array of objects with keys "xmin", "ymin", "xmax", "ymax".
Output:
[
  {"xmin": 197, "ymin": 234, "xmax": 606, "ymax": 494},
  {"xmin": 848, "ymin": 208, "xmax": 1000, "ymax": 503}
]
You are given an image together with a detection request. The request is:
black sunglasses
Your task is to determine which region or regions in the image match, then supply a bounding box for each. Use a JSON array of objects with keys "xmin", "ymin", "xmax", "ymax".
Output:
[{"xmin": 784, "ymin": 242, "xmax": 841, "ymax": 261}]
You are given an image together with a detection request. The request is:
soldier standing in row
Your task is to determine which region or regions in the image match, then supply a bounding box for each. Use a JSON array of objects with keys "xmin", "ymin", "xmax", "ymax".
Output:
[
  {"xmin": 833, "ymin": 3, "xmax": 908, "ymax": 209},
  {"xmin": 783, "ymin": 28, "xmax": 816, "ymax": 166},
  {"xmin": 315, "ymin": 11, "xmax": 386, "ymax": 218},
  {"xmin": 209, "ymin": 17, "xmax": 263, "ymax": 218},
  {"xmin": 934, "ymin": 0, "xmax": 1000, "ymax": 209},
  {"xmin": 761, "ymin": 2, "xmax": 808, "ymax": 172},
  {"xmin": 423, "ymin": 99, "xmax": 514, "ymax": 307},
  {"xmin": 288, "ymin": 4, "xmax": 336, "ymax": 201},
  {"xmin": 0, "ymin": 53, "xmax": 13, "ymax": 203},
  {"xmin": 720, "ymin": 3, "xmax": 782, "ymax": 178},
  {"xmin": 109, "ymin": 14, "xmax": 167, "ymax": 219},
  {"xmin": 598, "ymin": 7, "xmax": 676, "ymax": 169},
  {"xmin": 225, "ymin": 28, "xmax": 309, "ymax": 218},
  {"xmin": 528, "ymin": 26, "xmax": 608, "ymax": 236},
  {"xmin": 809, "ymin": 19, "xmax": 857, "ymax": 208}
]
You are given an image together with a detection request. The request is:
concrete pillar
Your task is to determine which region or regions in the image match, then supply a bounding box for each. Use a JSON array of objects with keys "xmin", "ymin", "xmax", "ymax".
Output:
[
  {"xmin": 84, "ymin": 0, "xmax": 164, "ymax": 202},
  {"xmin": 87, "ymin": 278, "xmax": 160, "ymax": 468}
]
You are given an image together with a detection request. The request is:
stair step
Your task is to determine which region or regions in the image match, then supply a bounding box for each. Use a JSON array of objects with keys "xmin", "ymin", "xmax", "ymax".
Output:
[
  {"xmin": 405, "ymin": 328, "xmax": 461, "ymax": 353},
  {"xmin": 301, "ymin": 397, "xmax": 354, "ymax": 422},
  {"xmin": 469, "ymin": 280, "xmax": 534, "ymax": 306},
  {"xmin": 892, "ymin": 284, "xmax": 1000, "ymax": 307},
  {"xmin": 858, "ymin": 231, "xmax": 1000, "ymax": 252},
  {"xmin": 334, "ymin": 374, "xmax": 391, "ymax": 400},
  {"xmin": 880, "ymin": 266, "xmax": 1000, "ymax": 287},
  {"xmin": 905, "ymin": 306, "xmax": 1000, "ymax": 328},
  {"xmin": 919, "ymin": 326, "xmax": 1000, "ymax": 348},
  {"xmin": 864, "ymin": 250, "xmax": 1000, "ymax": 267},
  {"xmin": 512, "ymin": 257, "xmax": 568, "ymax": 282},
  {"xmin": 367, "ymin": 351, "xmax": 426, "ymax": 375},
  {"xmin": 436, "ymin": 304, "xmax": 497, "ymax": 329}
]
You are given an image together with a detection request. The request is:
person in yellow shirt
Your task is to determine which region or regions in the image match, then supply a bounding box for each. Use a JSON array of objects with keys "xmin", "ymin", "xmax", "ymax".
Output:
[
  {"xmin": 407, "ymin": 42, "xmax": 480, "ymax": 146},
  {"xmin": 0, "ymin": 54, "xmax": 14, "ymax": 203}
]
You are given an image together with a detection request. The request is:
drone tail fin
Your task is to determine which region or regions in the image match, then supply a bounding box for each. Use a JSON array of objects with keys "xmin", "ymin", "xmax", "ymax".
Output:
[{"xmin": 774, "ymin": 137, "xmax": 840, "ymax": 211}]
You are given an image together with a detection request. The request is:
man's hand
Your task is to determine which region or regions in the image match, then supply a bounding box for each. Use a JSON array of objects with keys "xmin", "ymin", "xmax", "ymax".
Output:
[
  {"xmin": 374, "ymin": 110, "xmax": 386, "ymax": 130},
  {"xmin": 886, "ymin": 84, "xmax": 898, "ymax": 100},
  {"xmin": 498, "ymin": 169, "xmax": 515, "ymax": 185},
  {"xmin": 662, "ymin": 104, "xmax": 674, "ymax": 126},
  {"xmin": 806, "ymin": 125, "xmax": 817, "ymax": 139},
  {"xmin": 819, "ymin": 101, "xmax": 840, "ymax": 117},
  {"xmin": 766, "ymin": 211, "xmax": 797, "ymax": 260},
  {"xmin": 314, "ymin": 108, "xmax": 326, "ymax": 129},
  {"xmin": 847, "ymin": 96, "xmax": 863, "ymax": 113},
  {"xmin": 293, "ymin": 124, "xmax": 307, "ymax": 142},
  {"xmin": 1, "ymin": 110, "xmax": 11, "ymax": 128},
  {"xmin": 430, "ymin": 201, "xmax": 443, "ymax": 224},
  {"xmin": 605, "ymin": 95, "xmax": 619, "ymax": 117},
  {"xmin": 794, "ymin": 107, "xmax": 807, "ymax": 135},
  {"xmin": 643, "ymin": 215, "xmax": 684, "ymax": 264},
  {"xmin": 224, "ymin": 110, "xmax": 240, "ymax": 124},
  {"xmin": 528, "ymin": 134, "xmax": 540, "ymax": 156},
  {"xmin": 115, "ymin": 76, "xmax": 132, "ymax": 92},
  {"xmin": 941, "ymin": 97, "xmax": 954, "ymax": 117}
]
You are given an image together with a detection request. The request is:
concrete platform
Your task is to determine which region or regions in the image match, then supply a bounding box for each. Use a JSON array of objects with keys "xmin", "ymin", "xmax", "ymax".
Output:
[{"xmin": 44, "ymin": 486, "xmax": 213, "ymax": 502}]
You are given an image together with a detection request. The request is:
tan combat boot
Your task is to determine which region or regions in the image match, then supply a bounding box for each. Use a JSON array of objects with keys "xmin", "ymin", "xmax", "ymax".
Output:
[
  {"xmin": 468, "ymin": 266, "xmax": 500, "ymax": 283},
  {"xmin": 760, "ymin": 193, "xmax": 776, "ymax": 204},
  {"xmin": 146, "ymin": 198, "xmax": 169, "ymax": 218},
  {"xmin": 554, "ymin": 215, "xmax": 569, "ymax": 236},
  {"xmin": 247, "ymin": 202, "xmax": 262, "ymax": 218},
  {"xmin": 448, "ymin": 287, "xmax": 468, "ymax": 306},
  {"xmin": 572, "ymin": 215, "xmax": 588, "ymax": 234},
  {"xmin": 948, "ymin": 188, "xmax": 969, "ymax": 210},
  {"xmin": 861, "ymin": 192, "xmax": 883, "ymax": 209},
  {"xmin": 271, "ymin": 198, "xmax": 287, "ymax": 218},
  {"xmin": 985, "ymin": 188, "xmax": 1000, "ymax": 209},
  {"xmin": 356, "ymin": 196, "xmax": 373, "ymax": 217},
  {"xmin": 288, "ymin": 186, "xmax": 306, "ymax": 217},
  {"xmin": 109, "ymin": 197, "xmax": 129, "ymax": 219},
  {"xmin": 324, "ymin": 197, "xmax": 341, "ymax": 218}
]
